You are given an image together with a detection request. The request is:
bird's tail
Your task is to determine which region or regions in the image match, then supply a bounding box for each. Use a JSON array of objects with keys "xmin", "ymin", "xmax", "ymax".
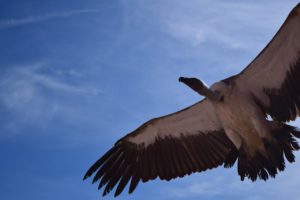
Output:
[{"xmin": 224, "ymin": 124, "xmax": 300, "ymax": 181}]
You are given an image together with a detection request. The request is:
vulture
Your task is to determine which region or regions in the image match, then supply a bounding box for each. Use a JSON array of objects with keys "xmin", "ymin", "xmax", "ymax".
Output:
[{"xmin": 84, "ymin": 3, "xmax": 300, "ymax": 197}]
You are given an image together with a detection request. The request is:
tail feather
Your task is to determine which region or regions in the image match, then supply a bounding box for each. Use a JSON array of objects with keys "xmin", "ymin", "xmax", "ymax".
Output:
[
  {"xmin": 233, "ymin": 124, "xmax": 300, "ymax": 181},
  {"xmin": 224, "ymin": 148, "xmax": 239, "ymax": 168}
]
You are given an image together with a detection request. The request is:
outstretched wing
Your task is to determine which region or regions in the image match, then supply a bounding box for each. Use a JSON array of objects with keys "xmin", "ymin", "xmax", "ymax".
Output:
[
  {"xmin": 83, "ymin": 99, "xmax": 236, "ymax": 197},
  {"xmin": 232, "ymin": 3, "xmax": 300, "ymax": 122}
]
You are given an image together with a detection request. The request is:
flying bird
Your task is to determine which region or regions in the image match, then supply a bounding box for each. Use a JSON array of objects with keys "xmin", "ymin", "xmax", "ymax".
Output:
[{"xmin": 84, "ymin": 3, "xmax": 300, "ymax": 197}]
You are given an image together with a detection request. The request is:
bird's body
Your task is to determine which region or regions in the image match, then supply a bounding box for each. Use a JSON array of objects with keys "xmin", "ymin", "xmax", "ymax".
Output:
[
  {"xmin": 211, "ymin": 81, "xmax": 266, "ymax": 155},
  {"xmin": 84, "ymin": 3, "xmax": 300, "ymax": 197}
]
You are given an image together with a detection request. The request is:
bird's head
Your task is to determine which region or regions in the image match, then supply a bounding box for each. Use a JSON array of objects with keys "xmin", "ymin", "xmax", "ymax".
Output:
[
  {"xmin": 179, "ymin": 77, "xmax": 225, "ymax": 102},
  {"xmin": 179, "ymin": 77, "xmax": 209, "ymax": 96}
]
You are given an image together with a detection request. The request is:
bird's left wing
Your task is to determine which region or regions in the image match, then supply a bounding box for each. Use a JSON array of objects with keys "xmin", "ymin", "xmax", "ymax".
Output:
[
  {"xmin": 231, "ymin": 3, "xmax": 300, "ymax": 122},
  {"xmin": 83, "ymin": 99, "xmax": 236, "ymax": 197}
]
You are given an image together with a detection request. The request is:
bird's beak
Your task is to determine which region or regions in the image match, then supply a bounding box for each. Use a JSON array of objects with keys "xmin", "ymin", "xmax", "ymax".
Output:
[
  {"xmin": 179, "ymin": 77, "xmax": 222, "ymax": 101},
  {"xmin": 179, "ymin": 77, "xmax": 187, "ymax": 83}
]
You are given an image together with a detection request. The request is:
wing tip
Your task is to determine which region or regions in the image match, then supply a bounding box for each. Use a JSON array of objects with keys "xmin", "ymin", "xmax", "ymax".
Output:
[
  {"xmin": 289, "ymin": 3, "xmax": 300, "ymax": 18},
  {"xmin": 293, "ymin": 3, "xmax": 300, "ymax": 10},
  {"xmin": 83, "ymin": 169, "xmax": 93, "ymax": 181},
  {"xmin": 83, "ymin": 175, "xmax": 88, "ymax": 180},
  {"xmin": 83, "ymin": 165, "xmax": 101, "ymax": 182}
]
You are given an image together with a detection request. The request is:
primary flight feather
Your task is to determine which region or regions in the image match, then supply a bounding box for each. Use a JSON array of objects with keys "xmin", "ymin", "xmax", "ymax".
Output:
[{"xmin": 84, "ymin": 3, "xmax": 300, "ymax": 197}]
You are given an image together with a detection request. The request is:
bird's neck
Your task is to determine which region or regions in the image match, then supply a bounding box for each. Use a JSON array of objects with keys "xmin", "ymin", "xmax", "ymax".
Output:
[{"xmin": 198, "ymin": 86, "xmax": 220, "ymax": 101}]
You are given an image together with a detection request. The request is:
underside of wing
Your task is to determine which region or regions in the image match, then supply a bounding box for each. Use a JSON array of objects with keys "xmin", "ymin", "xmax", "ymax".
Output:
[
  {"xmin": 83, "ymin": 99, "xmax": 237, "ymax": 196},
  {"xmin": 233, "ymin": 3, "xmax": 300, "ymax": 122}
]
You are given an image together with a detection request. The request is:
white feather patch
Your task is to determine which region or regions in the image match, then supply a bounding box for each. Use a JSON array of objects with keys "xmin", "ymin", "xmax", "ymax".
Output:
[
  {"xmin": 126, "ymin": 99, "xmax": 222, "ymax": 146},
  {"xmin": 236, "ymin": 4, "xmax": 300, "ymax": 106}
]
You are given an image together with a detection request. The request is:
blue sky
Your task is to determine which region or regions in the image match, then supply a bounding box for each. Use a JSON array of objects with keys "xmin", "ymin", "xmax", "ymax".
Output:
[{"xmin": 1, "ymin": 1, "xmax": 300, "ymax": 200}]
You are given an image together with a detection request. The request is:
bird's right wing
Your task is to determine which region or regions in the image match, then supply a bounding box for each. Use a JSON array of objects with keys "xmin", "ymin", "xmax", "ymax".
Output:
[
  {"xmin": 84, "ymin": 99, "xmax": 237, "ymax": 196},
  {"xmin": 229, "ymin": 3, "xmax": 300, "ymax": 122}
]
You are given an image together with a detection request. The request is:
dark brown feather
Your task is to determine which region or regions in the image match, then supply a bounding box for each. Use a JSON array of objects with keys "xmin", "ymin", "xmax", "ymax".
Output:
[
  {"xmin": 83, "ymin": 146, "xmax": 119, "ymax": 180},
  {"xmin": 84, "ymin": 130, "xmax": 236, "ymax": 196},
  {"xmin": 92, "ymin": 148, "xmax": 121, "ymax": 184},
  {"xmin": 258, "ymin": 56, "xmax": 300, "ymax": 122},
  {"xmin": 113, "ymin": 165, "xmax": 132, "ymax": 197}
]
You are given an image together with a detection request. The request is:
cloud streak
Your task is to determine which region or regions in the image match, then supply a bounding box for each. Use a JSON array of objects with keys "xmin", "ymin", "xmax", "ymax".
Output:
[
  {"xmin": 0, "ymin": 9, "xmax": 101, "ymax": 30},
  {"xmin": 16, "ymin": 64, "xmax": 102, "ymax": 95},
  {"xmin": 152, "ymin": 0, "xmax": 295, "ymax": 51},
  {"xmin": 0, "ymin": 63, "xmax": 103, "ymax": 132}
]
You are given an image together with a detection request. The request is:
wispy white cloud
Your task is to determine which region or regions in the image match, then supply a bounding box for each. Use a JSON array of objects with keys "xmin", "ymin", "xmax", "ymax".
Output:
[
  {"xmin": 0, "ymin": 63, "xmax": 102, "ymax": 132},
  {"xmin": 16, "ymin": 64, "xmax": 102, "ymax": 95},
  {"xmin": 0, "ymin": 9, "xmax": 101, "ymax": 30},
  {"xmin": 152, "ymin": 0, "xmax": 296, "ymax": 51}
]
